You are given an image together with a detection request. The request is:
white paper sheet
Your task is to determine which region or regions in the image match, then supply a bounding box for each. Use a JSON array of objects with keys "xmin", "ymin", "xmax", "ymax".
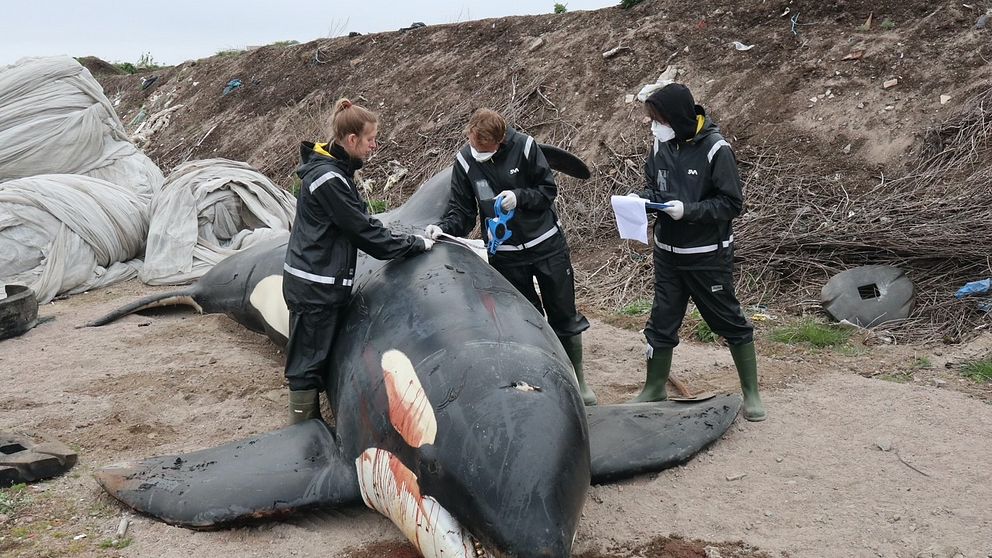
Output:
[{"xmin": 610, "ymin": 195, "xmax": 649, "ymax": 245}]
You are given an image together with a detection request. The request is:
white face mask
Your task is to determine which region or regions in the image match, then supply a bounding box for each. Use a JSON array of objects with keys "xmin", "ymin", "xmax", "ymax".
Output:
[
  {"xmin": 471, "ymin": 146, "xmax": 496, "ymax": 162},
  {"xmin": 651, "ymin": 121, "xmax": 676, "ymax": 143}
]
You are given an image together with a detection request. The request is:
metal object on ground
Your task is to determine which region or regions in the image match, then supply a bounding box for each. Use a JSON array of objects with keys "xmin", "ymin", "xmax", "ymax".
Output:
[
  {"xmin": 1, "ymin": 432, "xmax": 78, "ymax": 487},
  {"xmin": 821, "ymin": 265, "xmax": 914, "ymax": 327},
  {"xmin": 0, "ymin": 284, "xmax": 39, "ymax": 340}
]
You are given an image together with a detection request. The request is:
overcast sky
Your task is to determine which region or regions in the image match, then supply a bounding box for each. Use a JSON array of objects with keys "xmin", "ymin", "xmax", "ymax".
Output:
[{"xmin": 2, "ymin": 1, "xmax": 616, "ymax": 67}]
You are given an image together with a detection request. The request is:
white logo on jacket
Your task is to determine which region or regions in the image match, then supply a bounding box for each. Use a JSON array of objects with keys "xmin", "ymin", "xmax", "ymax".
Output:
[
  {"xmin": 509, "ymin": 168, "xmax": 519, "ymax": 175},
  {"xmin": 687, "ymin": 169, "xmax": 699, "ymax": 175}
]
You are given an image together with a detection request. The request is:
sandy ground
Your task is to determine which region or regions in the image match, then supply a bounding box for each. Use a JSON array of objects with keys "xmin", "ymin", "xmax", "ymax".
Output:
[{"xmin": 1, "ymin": 280, "xmax": 991, "ymax": 557}]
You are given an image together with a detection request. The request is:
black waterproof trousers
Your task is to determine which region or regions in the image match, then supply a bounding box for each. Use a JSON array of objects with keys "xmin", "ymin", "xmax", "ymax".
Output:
[
  {"xmin": 284, "ymin": 305, "xmax": 345, "ymax": 391},
  {"xmin": 644, "ymin": 248, "xmax": 753, "ymax": 349},
  {"xmin": 496, "ymin": 250, "xmax": 590, "ymax": 337}
]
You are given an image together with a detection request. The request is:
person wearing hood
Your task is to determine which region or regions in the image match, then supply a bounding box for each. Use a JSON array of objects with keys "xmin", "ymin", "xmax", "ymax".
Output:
[
  {"xmin": 629, "ymin": 83, "xmax": 766, "ymax": 421},
  {"xmin": 283, "ymin": 98, "xmax": 433, "ymax": 425},
  {"xmin": 423, "ymin": 108, "xmax": 597, "ymax": 406}
]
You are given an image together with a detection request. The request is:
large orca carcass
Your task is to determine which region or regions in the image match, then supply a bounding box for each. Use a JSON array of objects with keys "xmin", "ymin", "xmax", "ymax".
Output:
[{"xmin": 89, "ymin": 145, "xmax": 742, "ymax": 557}]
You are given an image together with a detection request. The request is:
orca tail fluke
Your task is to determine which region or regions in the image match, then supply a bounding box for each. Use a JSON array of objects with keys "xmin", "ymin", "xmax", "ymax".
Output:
[{"xmin": 587, "ymin": 395, "xmax": 742, "ymax": 483}]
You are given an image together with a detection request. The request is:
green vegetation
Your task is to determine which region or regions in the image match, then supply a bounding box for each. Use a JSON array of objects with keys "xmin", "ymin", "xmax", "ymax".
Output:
[
  {"xmin": 836, "ymin": 343, "xmax": 868, "ymax": 357},
  {"xmin": 0, "ymin": 483, "xmax": 27, "ymax": 515},
  {"xmin": 619, "ymin": 0, "xmax": 645, "ymax": 8},
  {"xmin": 367, "ymin": 199, "xmax": 388, "ymax": 214},
  {"xmin": 271, "ymin": 40, "xmax": 300, "ymax": 47},
  {"xmin": 619, "ymin": 298, "xmax": 652, "ymax": 316},
  {"xmin": 554, "ymin": 3, "xmax": 567, "ymax": 13},
  {"xmin": 216, "ymin": 49, "xmax": 244, "ymax": 57},
  {"xmin": 911, "ymin": 356, "xmax": 933, "ymax": 369},
  {"xmin": 879, "ymin": 372, "xmax": 913, "ymax": 384},
  {"xmin": 100, "ymin": 538, "xmax": 133, "ymax": 550},
  {"xmin": 689, "ymin": 310, "xmax": 717, "ymax": 343},
  {"xmin": 770, "ymin": 320, "xmax": 853, "ymax": 348},
  {"xmin": 961, "ymin": 358, "xmax": 992, "ymax": 383},
  {"xmin": 114, "ymin": 62, "xmax": 137, "ymax": 74},
  {"xmin": 880, "ymin": 18, "xmax": 896, "ymax": 30},
  {"xmin": 112, "ymin": 51, "xmax": 160, "ymax": 74}
]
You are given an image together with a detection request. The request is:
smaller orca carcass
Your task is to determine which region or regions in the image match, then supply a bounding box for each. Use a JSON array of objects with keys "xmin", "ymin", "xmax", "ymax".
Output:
[{"xmin": 90, "ymin": 145, "xmax": 742, "ymax": 557}]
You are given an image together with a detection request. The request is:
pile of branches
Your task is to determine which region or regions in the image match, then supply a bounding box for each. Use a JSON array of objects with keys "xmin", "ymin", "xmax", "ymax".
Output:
[{"xmin": 735, "ymin": 86, "xmax": 992, "ymax": 342}]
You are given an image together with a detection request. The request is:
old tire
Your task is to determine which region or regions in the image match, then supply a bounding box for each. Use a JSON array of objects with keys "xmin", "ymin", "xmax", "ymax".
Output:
[{"xmin": 0, "ymin": 284, "xmax": 39, "ymax": 341}]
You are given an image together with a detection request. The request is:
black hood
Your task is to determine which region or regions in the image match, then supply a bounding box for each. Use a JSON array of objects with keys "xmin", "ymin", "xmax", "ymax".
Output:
[{"xmin": 646, "ymin": 83, "xmax": 705, "ymax": 141}]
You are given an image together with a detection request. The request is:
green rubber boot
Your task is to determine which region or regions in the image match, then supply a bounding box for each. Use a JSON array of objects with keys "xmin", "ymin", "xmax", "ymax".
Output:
[
  {"xmin": 559, "ymin": 334, "xmax": 598, "ymax": 406},
  {"xmin": 289, "ymin": 388, "xmax": 322, "ymax": 425},
  {"xmin": 630, "ymin": 347, "xmax": 672, "ymax": 402},
  {"xmin": 729, "ymin": 342, "xmax": 767, "ymax": 422}
]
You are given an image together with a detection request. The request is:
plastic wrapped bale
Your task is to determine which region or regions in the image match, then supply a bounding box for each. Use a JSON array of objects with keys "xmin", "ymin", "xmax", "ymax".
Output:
[
  {"xmin": 0, "ymin": 175, "xmax": 148, "ymax": 303},
  {"xmin": 821, "ymin": 265, "xmax": 914, "ymax": 327},
  {"xmin": 0, "ymin": 56, "xmax": 164, "ymax": 200},
  {"xmin": 139, "ymin": 158, "xmax": 296, "ymax": 285}
]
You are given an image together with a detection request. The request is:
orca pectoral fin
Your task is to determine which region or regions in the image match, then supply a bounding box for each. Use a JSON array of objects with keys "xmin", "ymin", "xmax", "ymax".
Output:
[
  {"xmin": 538, "ymin": 144, "xmax": 592, "ymax": 179},
  {"xmin": 587, "ymin": 395, "xmax": 742, "ymax": 484},
  {"xmin": 95, "ymin": 420, "xmax": 361, "ymax": 529}
]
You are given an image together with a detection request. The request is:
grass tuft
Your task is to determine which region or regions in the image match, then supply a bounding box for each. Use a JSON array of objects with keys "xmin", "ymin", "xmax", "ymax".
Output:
[{"xmin": 771, "ymin": 320, "xmax": 853, "ymax": 348}]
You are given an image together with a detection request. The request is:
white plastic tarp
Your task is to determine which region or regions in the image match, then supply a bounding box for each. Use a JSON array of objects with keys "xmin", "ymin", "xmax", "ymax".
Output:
[
  {"xmin": 140, "ymin": 158, "xmax": 297, "ymax": 285},
  {"xmin": 0, "ymin": 175, "xmax": 148, "ymax": 303},
  {"xmin": 0, "ymin": 56, "xmax": 164, "ymax": 200}
]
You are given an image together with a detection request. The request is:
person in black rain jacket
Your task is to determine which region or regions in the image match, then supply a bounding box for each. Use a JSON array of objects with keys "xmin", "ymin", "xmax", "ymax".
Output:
[
  {"xmin": 629, "ymin": 83, "xmax": 766, "ymax": 421},
  {"xmin": 424, "ymin": 108, "xmax": 597, "ymax": 406},
  {"xmin": 283, "ymin": 98, "xmax": 432, "ymax": 424}
]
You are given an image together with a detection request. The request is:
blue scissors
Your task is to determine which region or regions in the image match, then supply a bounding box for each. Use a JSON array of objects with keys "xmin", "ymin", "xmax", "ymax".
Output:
[{"xmin": 486, "ymin": 194, "xmax": 515, "ymax": 255}]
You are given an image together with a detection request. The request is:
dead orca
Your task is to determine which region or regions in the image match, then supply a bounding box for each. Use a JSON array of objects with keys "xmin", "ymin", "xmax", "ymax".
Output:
[{"xmin": 91, "ymin": 146, "xmax": 742, "ymax": 557}]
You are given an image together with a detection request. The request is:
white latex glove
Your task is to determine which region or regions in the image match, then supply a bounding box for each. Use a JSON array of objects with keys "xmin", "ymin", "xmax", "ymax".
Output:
[
  {"xmin": 661, "ymin": 200, "xmax": 685, "ymax": 221},
  {"xmin": 626, "ymin": 192, "xmax": 642, "ymax": 198},
  {"xmin": 497, "ymin": 190, "xmax": 517, "ymax": 211},
  {"xmin": 425, "ymin": 224, "xmax": 442, "ymax": 240},
  {"xmin": 415, "ymin": 235, "xmax": 434, "ymax": 251}
]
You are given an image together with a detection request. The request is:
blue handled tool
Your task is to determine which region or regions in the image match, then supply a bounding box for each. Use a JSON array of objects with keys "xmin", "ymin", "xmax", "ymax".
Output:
[
  {"xmin": 486, "ymin": 194, "xmax": 515, "ymax": 255},
  {"xmin": 645, "ymin": 202, "xmax": 672, "ymax": 211}
]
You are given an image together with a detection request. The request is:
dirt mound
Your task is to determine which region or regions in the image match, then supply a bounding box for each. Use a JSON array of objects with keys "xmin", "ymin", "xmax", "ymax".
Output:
[
  {"xmin": 75, "ymin": 56, "xmax": 126, "ymax": 77},
  {"xmin": 95, "ymin": 0, "xmax": 992, "ymax": 336}
]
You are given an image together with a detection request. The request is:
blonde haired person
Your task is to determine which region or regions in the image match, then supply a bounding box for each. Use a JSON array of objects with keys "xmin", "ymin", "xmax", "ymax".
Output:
[
  {"xmin": 425, "ymin": 108, "xmax": 597, "ymax": 406},
  {"xmin": 283, "ymin": 98, "xmax": 432, "ymax": 424}
]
